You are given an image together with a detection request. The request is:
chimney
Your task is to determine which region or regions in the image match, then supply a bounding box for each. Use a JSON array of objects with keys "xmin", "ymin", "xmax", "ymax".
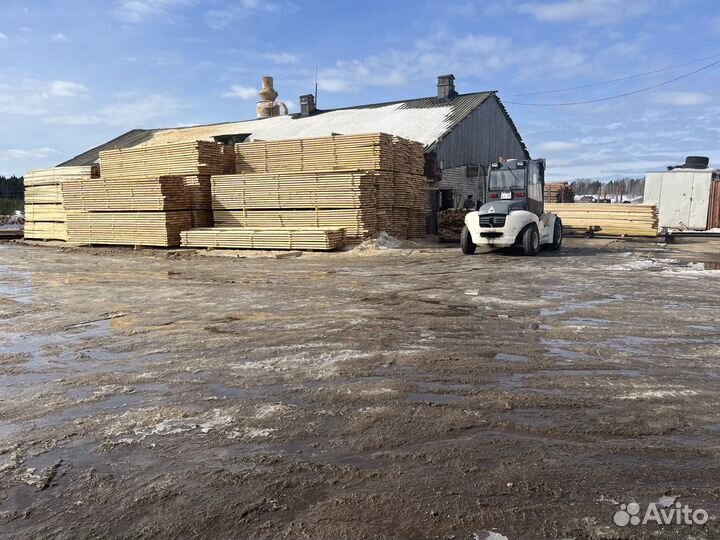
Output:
[
  {"xmin": 257, "ymin": 76, "xmax": 288, "ymax": 118},
  {"xmin": 300, "ymin": 94, "xmax": 316, "ymax": 117},
  {"xmin": 437, "ymin": 74, "xmax": 457, "ymax": 99}
]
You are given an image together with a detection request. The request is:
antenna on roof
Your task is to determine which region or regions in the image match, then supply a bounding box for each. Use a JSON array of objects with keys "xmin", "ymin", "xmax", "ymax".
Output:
[{"xmin": 314, "ymin": 64, "xmax": 318, "ymax": 107}]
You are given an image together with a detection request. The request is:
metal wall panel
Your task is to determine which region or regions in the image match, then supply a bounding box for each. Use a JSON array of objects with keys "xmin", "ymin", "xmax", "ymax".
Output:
[{"xmin": 644, "ymin": 170, "xmax": 714, "ymax": 230}]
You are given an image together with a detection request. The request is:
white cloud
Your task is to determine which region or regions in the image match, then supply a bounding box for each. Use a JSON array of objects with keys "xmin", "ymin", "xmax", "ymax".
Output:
[
  {"xmin": 651, "ymin": 92, "xmax": 711, "ymax": 107},
  {"xmin": 223, "ymin": 85, "xmax": 258, "ymax": 100},
  {"xmin": 113, "ymin": 0, "xmax": 194, "ymax": 24},
  {"xmin": 538, "ymin": 141, "xmax": 580, "ymax": 152},
  {"xmin": 263, "ymin": 52, "xmax": 299, "ymax": 65},
  {"xmin": 48, "ymin": 80, "xmax": 88, "ymax": 97},
  {"xmin": 51, "ymin": 33, "xmax": 69, "ymax": 42},
  {"xmin": 204, "ymin": 0, "xmax": 279, "ymax": 29},
  {"xmin": 45, "ymin": 95, "xmax": 187, "ymax": 128},
  {"xmin": 0, "ymin": 32, "xmax": 7, "ymax": 41},
  {"xmin": 516, "ymin": 0, "xmax": 652, "ymax": 24},
  {"xmin": 0, "ymin": 147, "xmax": 59, "ymax": 161}
]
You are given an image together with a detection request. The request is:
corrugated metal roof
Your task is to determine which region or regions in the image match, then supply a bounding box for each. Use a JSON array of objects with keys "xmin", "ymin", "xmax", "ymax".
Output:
[{"xmin": 59, "ymin": 91, "xmax": 527, "ymax": 166}]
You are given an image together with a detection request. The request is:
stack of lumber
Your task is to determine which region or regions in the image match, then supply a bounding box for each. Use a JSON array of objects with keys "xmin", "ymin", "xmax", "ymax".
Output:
[
  {"xmin": 23, "ymin": 166, "xmax": 97, "ymax": 241},
  {"xmin": 213, "ymin": 208, "xmax": 376, "ymax": 239},
  {"xmin": 65, "ymin": 211, "xmax": 192, "ymax": 246},
  {"xmin": 181, "ymin": 227, "xmax": 346, "ymax": 251},
  {"xmin": 234, "ymin": 133, "xmax": 397, "ymax": 174},
  {"xmin": 62, "ymin": 176, "xmax": 193, "ymax": 246},
  {"xmin": 544, "ymin": 182, "xmax": 575, "ymax": 203},
  {"xmin": 546, "ymin": 203, "xmax": 658, "ymax": 237},
  {"xmin": 99, "ymin": 141, "xmax": 233, "ymax": 180},
  {"xmin": 183, "ymin": 175, "xmax": 213, "ymax": 228},
  {"xmin": 218, "ymin": 133, "xmax": 426, "ymax": 242},
  {"xmin": 62, "ymin": 176, "xmax": 190, "ymax": 211},
  {"xmin": 438, "ymin": 209, "xmax": 467, "ymax": 240}
]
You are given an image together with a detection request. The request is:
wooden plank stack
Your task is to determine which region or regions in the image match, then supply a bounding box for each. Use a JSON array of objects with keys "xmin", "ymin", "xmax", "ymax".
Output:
[
  {"xmin": 544, "ymin": 182, "xmax": 575, "ymax": 203},
  {"xmin": 205, "ymin": 133, "xmax": 427, "ymax": 244},
  {"xmin": 65, "ymin": 211, "xmax": 192, "ymax": 246},
  {"xmin": 99, "ymin": 141, "xmax": 232, "ymax": 180},
  {"xmin": 23, "ymin": 166, "xmax": 97, "ymax": 241},
  {"xmin": 546, "ymin": 203, "xmax": 658, "ymax": 236},
  {"xmin": 62, "ymin": 176, "xmax": 194, "ymax": 247},
  {"xmin": 181, "ymin": 227, "xmax": 346, "ymax": 251}
]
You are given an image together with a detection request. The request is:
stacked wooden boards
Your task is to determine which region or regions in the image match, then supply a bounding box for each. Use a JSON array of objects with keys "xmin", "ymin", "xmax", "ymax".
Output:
[
  {"xmin": 24, "ymin": 166, "xmax": 97, "ymax": 241},
  {"xmin": 544, "ymin": 182, "xmax": 575, "ymax": 203},
  {"xmin": 205, "ymin": 133, "xmax": 427, "ymax": 244},
  {"xmin": 62, "ymin": 176, "xmax": 193, "ymax": 246},
  {"xmin": 99, "ymin": 141, "xmax": 233, "ymax": 180},
  {"xmin": 181, "ymin": 227, "xmax": 346, "ymax": 251},
  {"xmin": 546, "ymin": 203, "xmax": 658, "ymax": 236}
]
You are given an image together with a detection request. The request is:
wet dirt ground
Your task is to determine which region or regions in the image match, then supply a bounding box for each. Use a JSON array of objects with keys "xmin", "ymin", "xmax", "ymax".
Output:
[{"xmin": 1, "ymin": 238, "xmax": 719, "ymax": 540}]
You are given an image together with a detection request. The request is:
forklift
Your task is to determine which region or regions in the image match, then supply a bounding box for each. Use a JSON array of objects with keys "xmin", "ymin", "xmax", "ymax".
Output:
[{"xmin": 461, "ymin": 158, "xmax": 562, "ymax": 256}]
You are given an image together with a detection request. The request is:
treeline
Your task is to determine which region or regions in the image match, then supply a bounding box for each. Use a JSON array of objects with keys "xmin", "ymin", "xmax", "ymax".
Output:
[
  {"xmin": 570, "ymin": 177, "xmax": 645, "ymax": 198},
  {"xmin": 0, "ymin": 175, "xmax": 24, "ymax": 215}
]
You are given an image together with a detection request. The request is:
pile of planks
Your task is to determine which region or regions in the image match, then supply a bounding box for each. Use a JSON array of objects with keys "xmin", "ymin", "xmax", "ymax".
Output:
[
  {"xmin": 544, "ymin": 182, "xmax": 575, "ymax": 203},
  {"xmin": 62, "ymin": 176, "xmax": 194, "ymax": 246},
  {"xmin": 24, "ymin": 166, "xmax": 98, "ymax": 241},
  {"xmin": 66, "ymin": 211, "xmax": 192, "ymax": 246},
  {"xmin": 181, "ymin": 227, "xmax": 346, "ymax": 251},
  {"xmin": 438, "ymin": 209, "xmax": 468, "ymax": 240},
  {"xmin": 99, "ymin": 141, "xmax": 233, "ymax": 180},
  {"xmin": 546, "ymin": 203, "xmax": 658, "ymax": 236},
  {"xmin": 205, "ymin": 133, "xmax": 427, "ymax": 245}
]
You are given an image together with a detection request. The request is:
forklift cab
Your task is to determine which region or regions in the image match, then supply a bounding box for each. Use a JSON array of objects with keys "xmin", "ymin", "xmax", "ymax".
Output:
[{"xmin": 486, "ymin": 159, "xmax": 545, "ymax": 216}]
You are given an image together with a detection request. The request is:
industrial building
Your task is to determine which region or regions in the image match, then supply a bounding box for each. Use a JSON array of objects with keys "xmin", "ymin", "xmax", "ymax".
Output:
[{"xmin": 60, "ymin": 75, "xmax": 529, "ymax": 226}]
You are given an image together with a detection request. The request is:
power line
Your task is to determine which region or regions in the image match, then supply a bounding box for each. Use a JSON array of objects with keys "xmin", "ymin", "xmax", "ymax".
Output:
[
  {"xmin": 503, "ymin": 58, "xmax": 720, "ymax": 106},
  {"xmin": 506, "ymin": 52, "xmax": 720, "ymax": 97}
]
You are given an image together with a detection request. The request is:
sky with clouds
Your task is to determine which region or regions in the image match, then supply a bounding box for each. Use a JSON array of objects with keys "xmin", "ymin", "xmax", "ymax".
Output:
[{"xmin": 0, "ymin": 0, "xmax": 718, "ymax": 180}]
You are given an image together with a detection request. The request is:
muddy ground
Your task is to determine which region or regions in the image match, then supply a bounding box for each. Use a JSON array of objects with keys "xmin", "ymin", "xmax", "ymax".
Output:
[{"xmin": 1, "ymin": 238, "xmax": 719, "ymax": 540}]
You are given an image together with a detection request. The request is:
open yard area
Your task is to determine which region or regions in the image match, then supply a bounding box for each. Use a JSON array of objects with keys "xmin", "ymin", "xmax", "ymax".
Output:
[{"xmin": 1, "ymin": 238, "xmax": 719, "ymax": 539}]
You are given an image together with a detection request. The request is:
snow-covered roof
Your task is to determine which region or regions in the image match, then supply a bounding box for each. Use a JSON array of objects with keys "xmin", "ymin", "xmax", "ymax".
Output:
[{"xmin": 60, "ymin": 92, "xmax": 504, "ymax": 166}]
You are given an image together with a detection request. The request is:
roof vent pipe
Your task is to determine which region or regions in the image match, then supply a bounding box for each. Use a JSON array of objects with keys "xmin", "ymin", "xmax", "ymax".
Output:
[
  {"xmin": 437, "ymin": 74, "xmax": 457, "ymax": 99},
  {"xmin": 300, "ymin": 94, "xmax": 316, "ymax": 117}
]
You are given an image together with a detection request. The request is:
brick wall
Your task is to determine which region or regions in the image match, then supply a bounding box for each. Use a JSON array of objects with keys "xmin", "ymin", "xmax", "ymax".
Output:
[{"xmin": 434, "ymin": 165, "xmax": 484, "ymax": 209}]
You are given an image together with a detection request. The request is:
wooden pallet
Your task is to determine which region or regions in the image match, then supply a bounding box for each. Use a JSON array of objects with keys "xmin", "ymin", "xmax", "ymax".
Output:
[
  {"xmin": 546, "ymin": 203, "xmax": 658, "ymax": 236},
  {"xmin": 181, "ymin": 227, "xmax": 346, "ymax": 251}
]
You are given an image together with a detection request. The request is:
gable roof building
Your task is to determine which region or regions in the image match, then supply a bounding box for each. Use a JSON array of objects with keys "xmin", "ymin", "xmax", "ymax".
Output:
[{"xmin": 61, "ymin": 75, "xmax": 529, "ymax": 213}]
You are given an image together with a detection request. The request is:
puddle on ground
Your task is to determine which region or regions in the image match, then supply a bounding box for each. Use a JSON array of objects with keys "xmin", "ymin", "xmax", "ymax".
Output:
[
  {"xmin": 540, "ymin": 294, "xmax": 626, "ymax": 317},
  {"xmin": 495, "ymin": 353, "xmax": 530, "ymax": 363},
  {"xmin": 0, "ymin": 265, "xmax": 33, "ymax": 304},
  {"xmin": 566, "ymin": 318, "xmax": 611, "ymax": 327}
]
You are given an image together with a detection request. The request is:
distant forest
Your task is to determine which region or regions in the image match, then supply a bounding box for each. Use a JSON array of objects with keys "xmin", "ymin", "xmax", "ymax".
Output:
[
  {"xmin": 0, "ymin": 175, "xmax": 24, "ymax": 215},
  {"xmin": 570, "ymin": 177, "xmax": 645, "ymax": 199}
]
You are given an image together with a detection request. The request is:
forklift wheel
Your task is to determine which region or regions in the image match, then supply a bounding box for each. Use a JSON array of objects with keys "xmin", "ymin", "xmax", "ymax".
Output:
[
  {"xmin": 549, "ymin": 218, "xmax": 563, "ymax": 251},
  {"xmin": 521, "ymin": 225, "xmax": 540, "ymax": 256},
  {"xmin": 460, "ymin": 225, "xmax": 476, "ymax": 255}
]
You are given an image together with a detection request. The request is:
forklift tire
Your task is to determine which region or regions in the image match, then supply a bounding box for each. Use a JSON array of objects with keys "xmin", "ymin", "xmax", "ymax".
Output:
[
  {"xmin": 460, "ymin": 225, "xmax": 476, "ymax": 255},
  {"xmin": 549, "ymin": 218, "xmax": 563, "ymax": 251},
  {"xmin": 521, "ymin": 225, "xmax": 540, "ymax": 256}
]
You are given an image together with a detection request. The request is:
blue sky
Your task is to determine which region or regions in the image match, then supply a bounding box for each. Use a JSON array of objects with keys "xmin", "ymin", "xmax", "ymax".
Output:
[{"xmin": 0, "ymin": 0, "xmax": 718, "ymax": 180}]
